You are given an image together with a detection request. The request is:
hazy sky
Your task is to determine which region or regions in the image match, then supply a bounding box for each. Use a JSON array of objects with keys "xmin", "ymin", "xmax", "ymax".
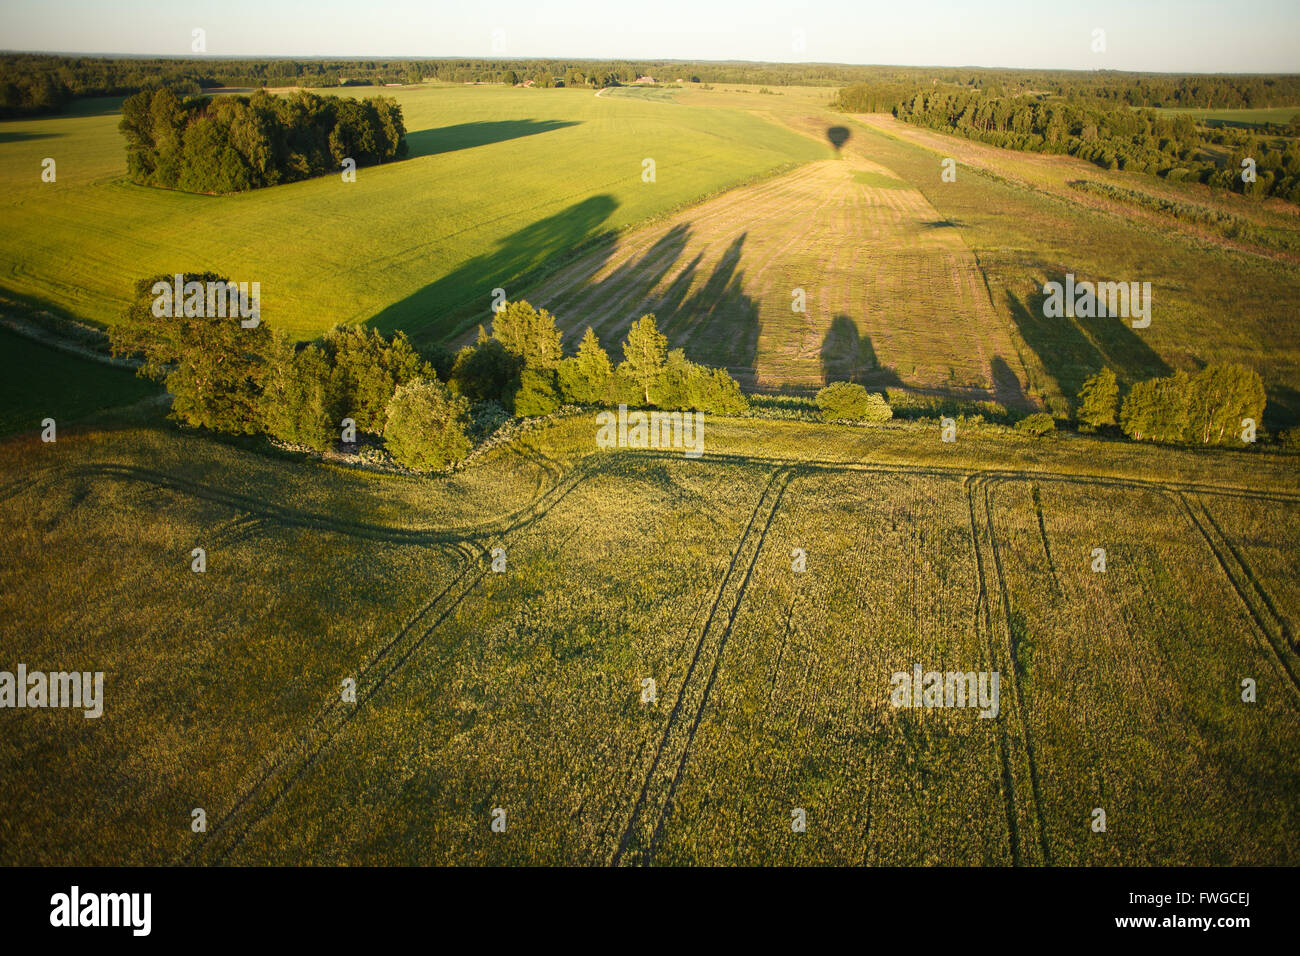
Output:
[{"xmin": 3, "ymin": 0, "xmax": 1297, "ymax": 72}]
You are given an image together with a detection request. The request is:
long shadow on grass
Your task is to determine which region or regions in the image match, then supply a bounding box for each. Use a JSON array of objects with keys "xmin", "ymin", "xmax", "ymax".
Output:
[
  {"xmin": 403, "ymin": 119, "xmax": 579, "ymax": 159},
  {"xmin": 367, "ymin": 193, "xmax": 620, "ymax": 344},
  {"xmin": 1008, "ymin": 276, "xmax": 1169, "ymax": 400},
  {"xmin": 819, "ymin": 315, "xmax": 900, "ymax": 388},
  {"xmin": 539, "ymin": 227, "xmax": 763, "ymax": 379}
]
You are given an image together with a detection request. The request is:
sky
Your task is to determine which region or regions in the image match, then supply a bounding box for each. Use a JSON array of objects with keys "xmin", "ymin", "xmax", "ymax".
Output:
[{"xmin": 2, "ymin": 0, "xmax": 1298, "ymax": 73}]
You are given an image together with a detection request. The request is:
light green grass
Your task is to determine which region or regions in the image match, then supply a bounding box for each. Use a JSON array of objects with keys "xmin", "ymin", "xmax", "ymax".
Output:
[
  {"xmin": 1150, "ymin": 106, "xmax": 1300, "ymax": 127},
  {"xmin": 0, "ymin": 86, "xmax": 824, "ymax": 344}
]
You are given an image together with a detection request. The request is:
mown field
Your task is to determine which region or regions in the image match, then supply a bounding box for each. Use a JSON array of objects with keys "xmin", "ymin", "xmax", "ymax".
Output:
[
  {"xmin": 0, "ymin": 85, "xmax": 824, "ymax": 341},
  {"xmin": 2, "ymin": 407, "xmax": 1296, "ymax": 865},
  {"xmin": 836, "ymin": 112, "xmax": 1300, "ymax": 428}
]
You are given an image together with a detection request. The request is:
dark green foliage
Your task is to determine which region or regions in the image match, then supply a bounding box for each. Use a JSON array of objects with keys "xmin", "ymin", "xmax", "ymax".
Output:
[
  {"xmin": 1015, "ymin": 412, "xmax": 1056, "ymax": 436},
  {"xmin": 321, "ymin": 325, "xmax": 429, "ymax": 433},
  {"xmin": 448, "ymin": 334, "xmax": 523, "ymax": 409},
  {"xmin": 893, "ymin": 89, "xmax": 1300, "ymax": 202},
  {"xmin": 119, "ymin": 88, "xmax": 407, "ymax": 194},
  {"xmin": 1076, "ymin": 367, "xmax": 1120, "ymax": 430},
  {"xmin": 383, "ymin": 378, "xmax": 473, "ymax": 472},
  {"xmin": 259, "ymin": 338, "xmax": 338, "ymax": 451},
  {"xmin": 514, "ymin": 367, "xmax": 562, "ymax": 417},
  {"xmin": 109, "ymin": 273, "xmax": 273, "ymax": 435},
  {"xmin": 557, "ymin": 327, "xmax": 613, "ymax": 405},
  {"xmin": 0, "ymin": 68, "xmax": 71, "ymax": 118},
  {"xmin": 649, "ymin": 349, "xmax": 749, "ymax": 414},
  {"xmin": 621, "ymin": 315, "xmax": 668, "ymax": 406}
]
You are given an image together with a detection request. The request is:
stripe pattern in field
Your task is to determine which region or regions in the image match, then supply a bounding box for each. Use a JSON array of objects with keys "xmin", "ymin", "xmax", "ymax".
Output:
[{"xmin": 526, "ymin": 143, "xmax": 1030, "ymax": 402}]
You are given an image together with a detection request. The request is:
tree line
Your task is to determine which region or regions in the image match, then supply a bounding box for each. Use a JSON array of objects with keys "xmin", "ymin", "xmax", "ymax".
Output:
[
  {"xmin": 119, "ymin": 88, "xmax": 407, "ymax": 193},
  {"xmin": 1075, "ymin": 363, "xmax": 1267, "ymax": 445},
  {"xmin": 109, "ymin": 276, "xmax": 747, "ymax": 472},
  {"xmin": 11, "ymin": 51, "xmax": 1300, "ymax": 119},
  {"xmin": 887, "ymin": 88, "xmax": 1300, "ymax": 202}
]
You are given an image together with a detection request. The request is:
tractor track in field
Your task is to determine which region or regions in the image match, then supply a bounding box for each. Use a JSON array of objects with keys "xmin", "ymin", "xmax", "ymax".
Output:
[
  {"xmin": 611, "ymin": 468, "xmax": 792, "ymax": 865},
  {"xmin": 7, "ymin": 446, "xmax": 1298, "ymax": 864},
  {"xmin": 183, "ymin": 539, "xmax": 487, "ymax": 865},
  {"xmin": 963, "ymin": 474, "xmax": 1025, "ymax": 866},
  {"xmin": 983, "ymin": 476, "xmax": 1053, "ymax": 865},
  {"xmin": 1175, "ymin": 492, "xmax": 1300, "ymax": 703}
]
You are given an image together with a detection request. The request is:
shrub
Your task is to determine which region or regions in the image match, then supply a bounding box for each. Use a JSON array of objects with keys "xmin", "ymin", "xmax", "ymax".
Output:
[
  {"xmin": 383, "ymin": 378, "xmax": 472, "ymax": 472},
  {"xmin": 816, "ymin": 381, "xmax": 890, "ymax": 423},
  {"xmin": 1015, "ymin": 412, "xmax": 1056, "ymax": 436}
]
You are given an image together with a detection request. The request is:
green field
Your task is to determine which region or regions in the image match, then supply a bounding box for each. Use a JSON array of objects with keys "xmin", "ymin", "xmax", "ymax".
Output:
[
  {"xmin": 1151, "ymin": 106, "xmax": 1300, "ymax": 128},
  {"xmin": 0, "ymin": 326, "xmax": 157, "ymax": 436},
  {"xmin": 2, "ymin": 408, "xmax": 1296, "ymax": 864},
  {"xmin": 0, "ymin": 85, "xmax": 825, "ymax": 341}
]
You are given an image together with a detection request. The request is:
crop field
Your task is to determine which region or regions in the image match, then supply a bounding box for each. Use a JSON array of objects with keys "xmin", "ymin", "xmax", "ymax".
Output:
[
  {"xmin": 838, "ymin": 113, "xmax": 1300, "ymax": 427},
  {"xmin": 1150, "ymin": 106, "xmax": 1300, "ymax": 128},
  {"xmin": 3, "ymin": 410, "xmax": 1296, "ymax": 865},
  {"xmin": 525, "ymin": 133, "xmax": 1029, "ymax": 398},
  {"xmin": 0, "ymin": 85, "xmax": 823, "ymax": 340}
]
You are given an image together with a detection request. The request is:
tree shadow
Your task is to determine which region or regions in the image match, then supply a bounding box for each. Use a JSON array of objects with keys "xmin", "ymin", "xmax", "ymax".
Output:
[
  {"xmin": 403, "ymin": 119, "xmax": 579, "ymax": 159},
  {"xmin": 0, "ymin": 131, "xmax": 58, "ymax": 144},
  {"xmin": 1007, "ymin": 274, "xmax": 1170, "ymax": 401},
  {"xmin": 367, "ymin": 193, "xmax": 620, "ymax": 344},
  {"xmin": 990, "ymin": 354, "xmax": 1033, "ymax": 410},
  {"xmin": 818, "ymin": 315, "xmax": 900, "ymax": 387},
  {"xmin": 656, "ymin": 233, "xmax": 761, "ymax": 374}
]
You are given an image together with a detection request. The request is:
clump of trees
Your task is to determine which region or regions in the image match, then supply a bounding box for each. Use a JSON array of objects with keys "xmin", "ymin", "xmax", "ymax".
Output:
[
  {"xmin": 1075, "ymin": 363, "xmax": 1266, "ymax": 446},
  {"xmin": 119, "ymin": 88, "xmax": 407, "ymax": 193},
  {"xmin": 448, "ymin": 303, "xmax": 748, "ymax": 415},
  {"xmin": 815, "ymin": 382, "xmax": 892, "ymax": 423},
  {"xmin": 110, "ymin": 273, "xmax": 464, "ymax": 471},
  {"xmin": 110, "ymin": 284, "xmax": 751, "ymax": 472}
]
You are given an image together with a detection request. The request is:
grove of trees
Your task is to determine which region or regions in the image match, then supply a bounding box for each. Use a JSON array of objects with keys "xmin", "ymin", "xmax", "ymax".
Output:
[{"xmin": 119, "ymin": 88, "xmax": 407, "ymax": 193}]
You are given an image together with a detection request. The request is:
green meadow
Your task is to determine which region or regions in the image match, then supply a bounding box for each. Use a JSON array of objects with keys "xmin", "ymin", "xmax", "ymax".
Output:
[
  {"xmin": 0, "ymin": 327, "xmax": 157, "ymax": 436},
  {"xmin": 0, "ymin": 84, "xmax": 825, "ymax": 342},
  {"xmin": 1151, "ymin": 106, "xmax": 1300, "ymax": 128}
]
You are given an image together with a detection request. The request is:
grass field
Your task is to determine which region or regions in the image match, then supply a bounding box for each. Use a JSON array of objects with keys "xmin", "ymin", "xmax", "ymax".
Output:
[
  {"xmin": 837, "ymin": 113, "xmax": 1300, "ymax": 427},
  {"xmin": 1151, "ymin": 106, "xmax": 1300, "ymax": 128},
  {"xmin": 524, "ymin": 146, "xmax": 1029, "ymax": 399},
  {"xmin": 0, "ymin": 326, "xmax": 157, "ymax": 436},
  {"xmin": 0, "ymin": 85, "xmax": 824, "ymax": 341},
  {"xmin": 2, "ymin": 407, "xmax": 1296, "ymax": 865}
]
